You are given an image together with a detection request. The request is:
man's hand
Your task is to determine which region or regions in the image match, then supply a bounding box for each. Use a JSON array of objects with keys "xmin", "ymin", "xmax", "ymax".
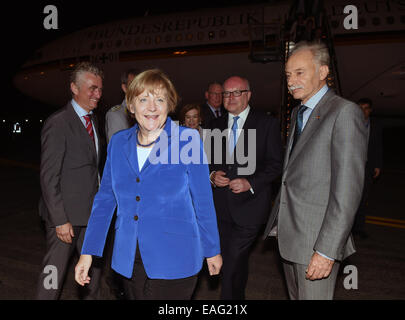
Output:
[
  {"xmin": 212, "ymin": 171, "xmax": 230, "ymax": 187},
  {"xmin": 75, "ymin": 254, "xmax": 92, "ymax": 286},
  {"xmin": 373, "ymin": 168, "xmax": 381, "ymax": 179},
  {"xmin": 229, "ymin": 178, "xmax": 251, "ymax": 194},
  {"xmin": 206, "ymin": 254, "xmax": 223, "ymax": 276},
  {"xmin": 56, "ymin": 222, "xmax": 74, "ymax": 244},
  {"xmin": 306, "ymin": 252, "xmax": 335, "ymax": 280}
]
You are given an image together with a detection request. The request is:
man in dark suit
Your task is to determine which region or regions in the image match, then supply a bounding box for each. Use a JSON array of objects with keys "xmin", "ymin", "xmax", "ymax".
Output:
[
  {"xmin": 201, "ymin": 82, "xmax": 226, "ymax": 128},
  {"xmin": 208, "ymin": 76, "xmax": 283, "ymax": 299},
  {"xmin": 353, "ymin": 98, "xmax": 383, "ymax": 238},
  {"xmin": 36, "ymin": 62, "xmax": 105, "ymax": 299}
]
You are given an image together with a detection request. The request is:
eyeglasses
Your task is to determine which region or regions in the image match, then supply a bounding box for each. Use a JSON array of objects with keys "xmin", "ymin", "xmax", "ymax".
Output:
[{"xmin": 222, "ymin": 90, "xmax": 249, "ymax": 98}]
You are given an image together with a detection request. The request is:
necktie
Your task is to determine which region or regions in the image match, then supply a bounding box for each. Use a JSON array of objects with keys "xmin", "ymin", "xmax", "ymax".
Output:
[
  {"xmin": 291, "ymin": 105, "xmax": 308, "ymax": 151},
  {"xmin": 230, "ymin": 116, "xmax": 240, "ymax": 151},
  {"xmin": 83, "ymin": 114, "xmax": 95, "ymax": 144},
  {"xmin": 215, "ymin": 109, "xmax": 220, "ymax": 118}
]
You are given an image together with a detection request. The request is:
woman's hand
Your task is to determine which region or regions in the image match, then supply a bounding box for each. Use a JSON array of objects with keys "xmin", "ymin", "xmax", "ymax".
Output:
[
  {"xmin": 206, "ymin": 254, "xmax": 223, "ymax": 275},
  {"xmin": 74, "ymin": 254, "xmax": 93, "ymax": 286}
]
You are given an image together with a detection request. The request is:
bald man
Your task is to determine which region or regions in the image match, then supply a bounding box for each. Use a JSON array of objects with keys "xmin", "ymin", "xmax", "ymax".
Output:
[{"xmin": 209, "ymin": 76, "xmax": 283, "ymax": 299}]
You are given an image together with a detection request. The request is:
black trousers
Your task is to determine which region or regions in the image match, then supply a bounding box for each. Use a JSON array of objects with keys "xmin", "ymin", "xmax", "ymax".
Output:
[
  {"xmin": 120, "ymin": 245, "xmax": 198, "ymax": 300},
  {"xmin": 36, "ymin": 224, "xmax": 102, "ymax": 300},
  {"xmin": 218, "ymin": 219, "xmax": 262, "ymax": 300}
]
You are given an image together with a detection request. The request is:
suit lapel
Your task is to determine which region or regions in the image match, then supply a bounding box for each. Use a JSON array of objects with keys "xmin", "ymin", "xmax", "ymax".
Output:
[
  {"xmin": 92, "ymin": 113, "xmax": 102, "ymax": 165},
  {"xmin": 215, "ymin": 114, "xmax": 230, "ymax": 163},
  {"xmin": 65, "ymin": 103, "xmax": 97, "ymax": 163},
  {"xmin": 238, "ymin": 108, "xmax": 256, "ymax": 157},
  {"xmin": 123, "ymin": 126, "xmax": 140, "ymax": 176},
  {"xmin": 284, "ymin": 108, "xmax": 298, "ymax": 170},
  {"xmin": 287, "ymin": 90, "xmax": 335, "ymax": 167}
]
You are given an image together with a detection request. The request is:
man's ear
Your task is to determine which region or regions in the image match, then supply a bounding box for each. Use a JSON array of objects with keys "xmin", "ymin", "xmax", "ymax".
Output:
[
  {"xmin": 70, "ymin": 82, "xmax": 79, "ymax": 96},
  {"xmin": 319, "ymin": 65, "xmax": 329, "ymax": 81},
  {"xmin": 247, "ymin": 91, "xmax": 252, "ymax": 102}
]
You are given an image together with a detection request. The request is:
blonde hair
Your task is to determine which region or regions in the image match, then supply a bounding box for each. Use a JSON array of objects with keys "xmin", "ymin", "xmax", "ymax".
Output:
[{"xmin": 126, "ymin": 69, "xmax": 178, "ymax": 113}]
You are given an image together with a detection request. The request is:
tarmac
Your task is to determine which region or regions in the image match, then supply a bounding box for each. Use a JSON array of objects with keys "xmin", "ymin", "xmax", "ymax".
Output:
[{"xmin": 0, "ymin": 160, "xmax": 404, "ymax": 300}]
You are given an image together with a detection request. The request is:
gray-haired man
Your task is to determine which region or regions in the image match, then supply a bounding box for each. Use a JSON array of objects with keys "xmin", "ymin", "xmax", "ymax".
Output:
[{"xmin": 264, "ymin": 41, "xmax": 368, "ymax": 300}]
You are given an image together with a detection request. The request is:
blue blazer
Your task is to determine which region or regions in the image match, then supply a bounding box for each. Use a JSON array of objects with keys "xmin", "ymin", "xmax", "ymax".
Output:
[{"xmin": 81, "ymin": 117, "xmax": 220, "ymax": 279}]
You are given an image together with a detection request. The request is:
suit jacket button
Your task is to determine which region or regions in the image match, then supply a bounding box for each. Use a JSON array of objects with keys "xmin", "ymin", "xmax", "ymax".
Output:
[
  {"xmin": 136, "ymin": 196, "xmax": 140, "ymax": 201},
  {"xmin": 134, "ymin": 215, "xmax": 139, "ymax": 221},
  {"xmin": 136, "ymin": 177, "xmax": 140, "ymax": 183}
]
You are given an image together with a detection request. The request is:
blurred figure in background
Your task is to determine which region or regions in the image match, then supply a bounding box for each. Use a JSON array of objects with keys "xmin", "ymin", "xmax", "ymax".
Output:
[
  {"xmin": 353, "ymin": 98, "xmax": 383, "ymax": 239},
  {"xmin": 201, "ymin": 82, "xmax": 225, "ymax": 128},
  {"xmin": 179, "ymin": 103, "xmax": 203, "ymax": 136},
  {"xmin": 105, "ymin": 68, "xmax": 138, "ymax": 143}
]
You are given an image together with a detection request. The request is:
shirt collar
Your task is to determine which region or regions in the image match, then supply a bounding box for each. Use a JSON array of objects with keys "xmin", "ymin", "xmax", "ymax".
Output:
[
  {"xmin": 228, "ymin": 105, "xmax": 250, "ymax": 126},
  {"xmin": 207, "ymin": 102, "xmax": 221, "ymax": 115},
  {"xmin": 71, "ymin": 99, "xmax": 93, "ymax": 117},
  {"xmin": 303, "ymin": 84, "xmax": 329, "ymax": 110}
]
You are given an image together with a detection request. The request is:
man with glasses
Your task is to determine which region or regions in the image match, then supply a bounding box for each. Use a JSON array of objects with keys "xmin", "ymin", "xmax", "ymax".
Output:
[
  {"xmin": 201, "ymin": 82, "xmax": 226, "ymax": 128},
  {"xmin": 209, "ymin": 76, "xmax": 283, "ymax": 299}
]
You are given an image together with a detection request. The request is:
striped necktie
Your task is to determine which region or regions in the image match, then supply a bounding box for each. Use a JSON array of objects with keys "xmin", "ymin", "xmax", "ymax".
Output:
[{"xmin": 83, "ymin": 114, "xmax": 95, "ymax": 144}]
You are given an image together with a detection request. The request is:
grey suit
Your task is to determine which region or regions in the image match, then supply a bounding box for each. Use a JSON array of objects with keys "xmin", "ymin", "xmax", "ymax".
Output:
[
  {"xmin": 36, "ymin": 102, "xmax": 104, "ymax": 299},
  {"xmin": 264, "ymin": 89, "xmax": 368, "ymax": 299},
  {"xmin": 105, "ymin": 101, "xmax": 132, "ymax": 143}
]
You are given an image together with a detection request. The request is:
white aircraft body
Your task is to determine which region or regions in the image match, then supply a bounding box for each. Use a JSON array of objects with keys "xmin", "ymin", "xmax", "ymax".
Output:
[{"xmin": 13, "ymin": 0, "xmax": 405, "ymax": 116}]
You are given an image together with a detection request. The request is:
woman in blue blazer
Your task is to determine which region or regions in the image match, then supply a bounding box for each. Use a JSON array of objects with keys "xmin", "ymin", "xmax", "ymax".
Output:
[{"xmin": 75, "ymin": 69, "xmax": 222, "ymax": 299}]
